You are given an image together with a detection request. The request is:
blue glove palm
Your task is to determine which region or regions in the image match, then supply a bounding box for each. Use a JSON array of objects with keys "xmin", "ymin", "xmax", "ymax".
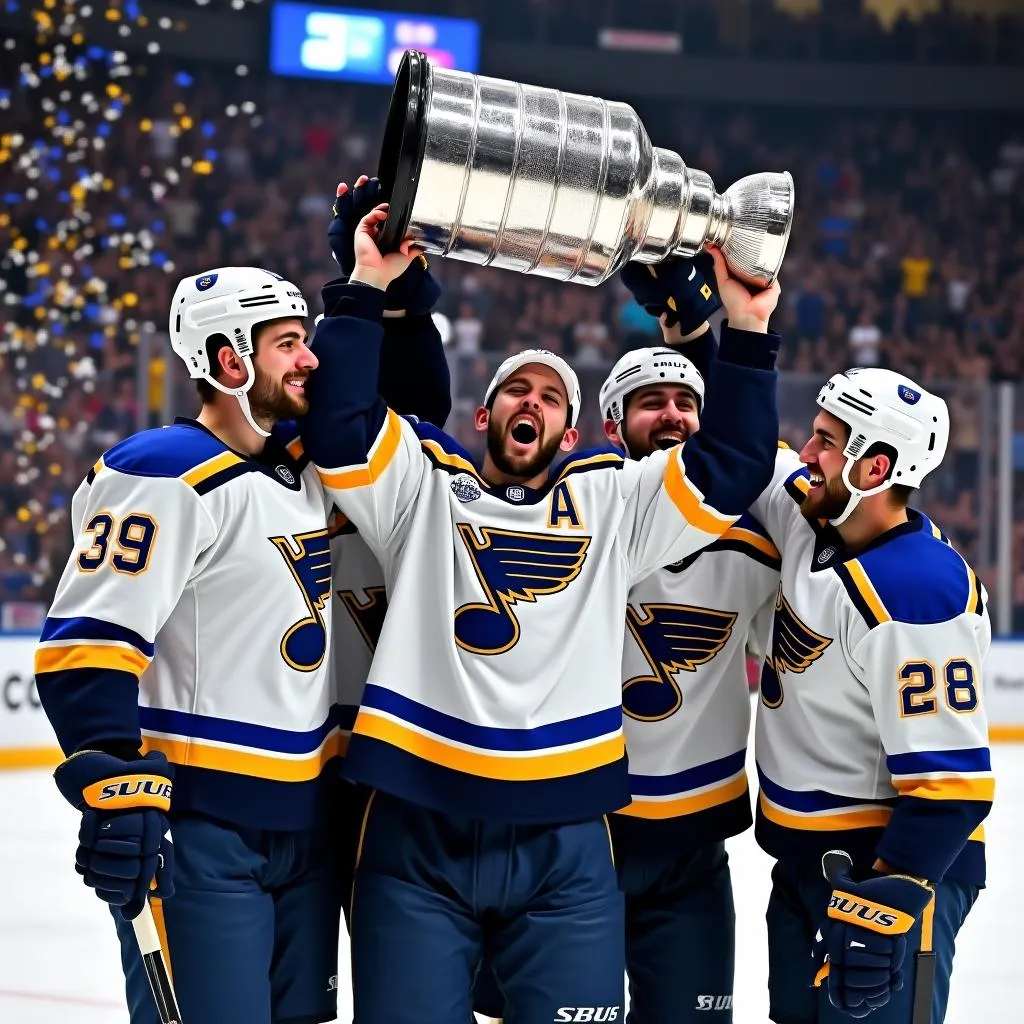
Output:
[
  {"xmin": 620, "ymin": 254, "xmax": 721, "ymax": 335},
  {"xmin": 54, "ymin": 750, "xmax": 175, "ymax": 921},
  {"xmin": 814, "ymin": 871, "xmax": 933, "ymax": 1018},
  {"xmin": 329, "ymin": 176, "xmax": 440, "ymax": 316}
]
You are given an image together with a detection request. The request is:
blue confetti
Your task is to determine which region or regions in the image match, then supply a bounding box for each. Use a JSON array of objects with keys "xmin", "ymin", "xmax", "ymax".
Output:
[
  {"xmin": 86, "ymin": 46, "xmax": 105, "ymax": 61},
  {"xmin": 2, "ymin": 192, "xmax": 21, "ymax": 204},
  {"xmin": 57, "ymin": 191, "xmax": 69, "ymax": 202},
  {"xmin": 201, "ymin": 121, "xmax": 216, "ymax": 138},
  {"xmin": 204, "ymin": 148, "xmax": 218, "ymax": 162},
  {"xmin": 108, "ymin": 213, "xmax": 126, "ymax": 228},
  {"xmin": 151, "ymin": 219, "xmax": 165, "ymax": 234},
  {"xmin": 49, "ymin": 145, "xmax": 63, "ymax": 158},
  {"xmin": 34, "ymin": 217, "xmax": 49, "ymax": 231},
  {"xmin": 4, "ymin": 2, "xmax": 19, "ymax": 14},
  {"xmin": 126, "ymin": 0, "xmax": 141, "ymax": 18},
  {"xmin": 109, "ymin": 99, "xmax": 123, "ymax": 114},
  {"xmin": 81, "ymin": 265, "xmax": 93, "ymax": 278},
  {"xmin": 47, "ymin": 168, "xmax": 61, "ymax": 182},
  {"xmin": 85, "ymin": 302, "xmax": 101, "ymax": 321},
  {"xmin": 152, "ymin": 251, "xmax": 167, "ymax": 267},
  {"xmin": 40, "ymin": 66, "xmax": 53, "ymax": 78},
  {"xmin": 97, "ymin": 123, "xmax": 112, "ymax": 138},
  {"xmin": 219, "ymin": 211, "xmax": 235, "ymax": 226},
  {"xmin": 175, "ymin": 71, "xmax": 194, "ymax": 88},
  {"xmin": 56, "ymin": 110, "xmax": 70, "ymax": 126},
  {"xmin": 51, "ymin": 322, "xmax": 65, "ymax": 336},
  {"xmin": 89, "ymin": 332, "xmax": 105, "ymax": 349}
]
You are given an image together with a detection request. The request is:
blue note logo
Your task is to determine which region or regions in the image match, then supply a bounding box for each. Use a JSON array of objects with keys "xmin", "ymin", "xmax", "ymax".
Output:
[
  {"xmin": 270, "ymin": 528, "xmax": 332, "ymax": 671},
  {"xmin": 760, "ymin": 589, "xmax": 832, "ymax": 709},
  {"xmin": 623, "ymin": 603, "xmax": 737, "ymax": 722},
  {"xmin": 454, "ymin": 526, "xmax": 589, "ymax": 655}
]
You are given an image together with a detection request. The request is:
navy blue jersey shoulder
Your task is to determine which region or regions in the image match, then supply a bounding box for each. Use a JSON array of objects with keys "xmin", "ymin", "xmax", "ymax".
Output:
[
  {"xmin": 102, "ymin": 423, "xmax": 228, "ymax": 479},
  {"xmin": 850, "ymin": 514, "xmax": 983, "ymax": 626}
]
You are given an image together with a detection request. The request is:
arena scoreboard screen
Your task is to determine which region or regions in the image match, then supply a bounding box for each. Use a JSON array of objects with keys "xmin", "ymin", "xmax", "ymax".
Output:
[{"xmin": 269, "ymin": 2, "xmax": 480, "ymax": 84}]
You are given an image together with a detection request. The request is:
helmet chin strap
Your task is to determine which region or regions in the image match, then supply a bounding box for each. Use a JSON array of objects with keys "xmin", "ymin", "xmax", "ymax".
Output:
[
  {"xmin": 207, "ymin": 354, "xmax": 270, "ymax": 439},
  {"xmin": 829, "ymin": 457, "xmax": 894, "ymax": 528}
]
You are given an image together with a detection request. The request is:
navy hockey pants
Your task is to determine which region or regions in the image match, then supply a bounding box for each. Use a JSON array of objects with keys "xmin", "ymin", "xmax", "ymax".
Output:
[
  {"xmin": 766, "ymin": 859, "xmax": 979, "ymax": 1024},
  {"xmin": 350, "ymin": 790, "xmax": 625, "ymax": 1024},
  {"xmin": 112, "ymin": 811, "xmax": 345, "ymax": 1024},
  {"xmin": 473, "ymin": 839, "xmax": 737, "ymax": 1023}
]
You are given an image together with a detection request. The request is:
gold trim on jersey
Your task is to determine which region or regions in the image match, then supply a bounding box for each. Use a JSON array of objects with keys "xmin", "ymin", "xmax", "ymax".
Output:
[
  {"xmin": 759, "ymin": 791, "xmax": 893, "ymax": 831},
  {"xmin": 891, "ymin": 775, "xmax": 995, "ymax": 802},
  {"xmin": 34, "ymin": 641, "xmax": 151, "ymax": 677},
  {"xmin": 141, "ymin": 731, "xmax": 346, "ymax": 782},
  {"xmin": 618, "ymin": 773, "xmax": 749, "ymax": 819},
  {"xmin": 352, "ymin": 712, "xmax": 624, "ymax": 781},
  {"xmin": 843, "ymin": 559, "xmax": 892, "ymax": 624},
  {"xmin": 663, "ymin": 451, "xmax": 737, "ymax": 536},
  {"xmin": 180, "ymin": 450, "xmax": 245, "ymax": 488},
  {"xmin": 718, "ymin": 525, "xmax": 780, "ymax": 562},
  {"xmin": 287, "ymin": 437, "xmax": 304, "ymax": 460},
  {"xmin": 317, "ymin": 408, "xmax": 403, "ymax": 489}
]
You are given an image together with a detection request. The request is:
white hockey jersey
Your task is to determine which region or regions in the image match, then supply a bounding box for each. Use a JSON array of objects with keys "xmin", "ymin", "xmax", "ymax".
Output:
[
  {"xmin": 35, "ymin": 420, "xmax": 343, "ymax": 831},
  {"xmin": 751, "ymin": 451, "xmax": 993, "ymax": 884},
  {"xmin": 613, "ymin": 511, "xmax": 780, "ymax": 848}
]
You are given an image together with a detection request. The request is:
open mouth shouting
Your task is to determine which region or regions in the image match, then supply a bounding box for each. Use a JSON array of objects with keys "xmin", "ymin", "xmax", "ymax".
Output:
[
  {"xmin": 806, "ymin": 467, "xmax": 826, "ymax": 494},
  {"xmin": 509, "ymin": 414, "xmax": 540, "ymax": 447},
  {"xmin": 651, "ymin": 428, "xmax": 687, "ymax": 451}
]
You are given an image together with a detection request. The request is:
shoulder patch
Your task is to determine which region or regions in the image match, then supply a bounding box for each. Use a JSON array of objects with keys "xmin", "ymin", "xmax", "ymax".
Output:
[
  {"xmin": 837, "ymin": 528, "xmax": 983, "ymax": 627},
  {"xmin": 102, "ymin": 424, "xmax": 232, "ymax": 481}
]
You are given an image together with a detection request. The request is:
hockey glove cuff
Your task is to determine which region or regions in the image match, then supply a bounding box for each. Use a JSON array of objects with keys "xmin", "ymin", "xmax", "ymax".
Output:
[{"xmin": 620, "ymin": 254, "xmax": 722, "ymax": 335}]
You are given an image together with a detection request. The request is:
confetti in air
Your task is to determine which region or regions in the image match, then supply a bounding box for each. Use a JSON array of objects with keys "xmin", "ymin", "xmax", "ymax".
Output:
[{"xmin": 0, "ymin": 0, "xmax": 264, "ymax": 590}]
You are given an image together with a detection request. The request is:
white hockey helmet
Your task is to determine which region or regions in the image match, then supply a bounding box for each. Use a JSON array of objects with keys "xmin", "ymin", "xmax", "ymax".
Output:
[
  {"xmin": 599, "ymin": 347, "xmax": 705, "ymax": 426},
  {"xmin": 169, "ymin": 267, "xmax": 308, "ymax": 437},
  {"xmin": 483, "ymin": 349, "xmax": 582, "ymax": 428},
  {"xmin": 816, "ymin": 367, "xmax": 949, "ymax": 525}
]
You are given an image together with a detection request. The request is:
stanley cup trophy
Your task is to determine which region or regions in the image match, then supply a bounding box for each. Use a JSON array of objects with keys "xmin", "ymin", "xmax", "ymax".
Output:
[{"xmin": 377, "ymin": 51, "xmax": 794, "ymax": 288}]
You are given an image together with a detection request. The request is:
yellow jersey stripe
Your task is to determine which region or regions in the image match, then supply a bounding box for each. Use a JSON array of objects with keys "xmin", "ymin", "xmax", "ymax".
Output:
[
  {"xmin": 92, "ymin": 455, "xmax": 105, "ymax": 477},
  {"xmin": 35, "ymin": 642, "xmax": 151, "ymax": 677},
  {"xmin": 353, "ymin": 713, "xmax": 625, "ymax": 781},
  {"xmin": 845, "ymin": 559, "xmax": 891, "ymax": 624},
  {"xmin": 720, "ymin": 526, "xmax": 780, "ymax": 561},
  {"xmin": 618, "ymin": 773, "xmax": 749, "ymax": 819},
  {"xmin": 181, "ymin": 450, "xmax": 245, "ymax": 488},
  {"xmin": 759, "ymin": 791, "xmax": 893, "ymax": 831},
  {"xmin": 420, "ymin": 438, "xmax": 483, "ymax": 480},
  {"xmin": 892, "ymin": 776, "xmax": 995, "ymax": 802},
  {"xmin": 286, "ymin": 437, "xmax": 304, "ymax": 460},
  {"xmin": 663, "ymin": 452, "xmax": 736, "ymax": 537},
  {"xmin": 141, "ymin": 732, "xmax": 347, "ymax": 782},
  {"xmin": 317, "ymin": 409, "xmax": 402, "ymax": 489},
  {"xmin": 553, "ymin": 452, "xmax": 622, "ymax": 484},
  {"xmin": 791, "ymin": 474, "xmax": 810, "ymax": 495},
  {"xmin": 969, "ymin": 823, "xmax": 985, "ymax": 843}
]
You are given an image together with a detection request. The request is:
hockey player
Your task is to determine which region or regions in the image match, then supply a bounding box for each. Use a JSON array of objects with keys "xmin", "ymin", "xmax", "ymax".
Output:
[
  {"xmin": 33, "ymin": 255, "xmax": 412, "ymax": 1023},
  {"xmin": 602, "ymin": 254, "xmax": 781, "ymax": 1024},
  {"xmin": 324, "ymin": 175, "xmax": 452, "ymax": 908},
  {"xmin": 299, "ymin": 203, "xmax": 783, "ymax": 1024},
  {"xmin": 750, "ymin": 369, "xmax": 993, "ymax": 1023}
]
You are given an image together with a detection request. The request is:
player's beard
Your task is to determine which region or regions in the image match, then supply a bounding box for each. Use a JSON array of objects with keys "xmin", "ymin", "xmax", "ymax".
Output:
[
  {"xmin": 800, "ymin": 472, "xmax": 853, "ymax": 521},
  {"xmin": 247, "ymin": 369, "xmax": 309, "ymax": 424},
  {"xmin": 486, "ymin": 414, "xmax": 563, "ymax": 481},
  {"xmin": 621, "ymin": 423, "xmax": 689, "ymax": 459}
]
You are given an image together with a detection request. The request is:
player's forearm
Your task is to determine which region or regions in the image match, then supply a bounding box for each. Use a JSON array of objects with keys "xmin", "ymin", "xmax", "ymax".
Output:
[
  {"xmin": 876, "ymin": 795, "xmax": 991, "ymax": 882},
  {"xmin": 664, "ymin": 322, "xmax": 717, "ymax": 381},
  {"xmin": 379, "ymin": 314, "xmax": 452, "ymax": 428},
  {"xmin": 302, "ymin": 282, "xmax": 389, "ymax": 468}
]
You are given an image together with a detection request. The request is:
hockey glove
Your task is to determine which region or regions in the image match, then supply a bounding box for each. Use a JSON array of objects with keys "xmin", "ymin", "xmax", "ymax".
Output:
[
  {"xmin": 620, "ymin": 253, "xmax": 722, "ymax": 335},
  {"xmin": 328, "ymin": 176, "xmax": 440, "ymax": 316},
  {"xmin": 813, "ymin": 871, "xmax": 933, "ymax": 1018},
  {"xmin": 54, "ymin": 750, "xmax": 175, "ymax": 921}
]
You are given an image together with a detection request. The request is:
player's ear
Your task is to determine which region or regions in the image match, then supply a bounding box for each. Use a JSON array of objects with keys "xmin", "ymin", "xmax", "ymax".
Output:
[
  {"xmin": 559, "ymin": 427, "xmax": 579, "ymax": 452},
  {"xmin": 604, "ymin": 418, "xmax": 624, "ymax": 449},
  {"xmin": 217, "ymin": 344, "xmax": 245, "ymax": 384},
  {"xmin": 473, "ymin": 406, "xmax": 490, "ymax": 433}
]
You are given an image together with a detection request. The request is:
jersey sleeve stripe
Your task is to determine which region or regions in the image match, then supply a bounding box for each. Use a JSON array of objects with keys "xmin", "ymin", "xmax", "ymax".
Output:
[
  {"xmin": 719, "ymin": 526, "xmax": 780, "ymax": 562},
  {"xmin": 758, "ymin": 790, "xmax": 893, "ymax": 831},
  {"xmin": 966, "ymin": 568, "xmax": 984, "ymax": 615},
  {"xmin": 664, "ymin": 450, "xmax": 738, "ymax": 535},
  {"xmin": 891, "ymin": 776, "xmax": 995, "ymax": 802},
  {"xmin": 35, "ymin": 642, "xmax": 152, "ymax": 676},
  {"xmin": 835, "ymin": 560, "xmax": 891, "ymax": 628},
  {"xmin": 553, "ymin": 452, "xmax": 623, "ymax": 483},
  {"xmin": 352, "ymin": 712, "xmax": 624, "ymax": 781},
  {"xmin": 420, "ymin": 438, "xmax": 484, "ymax": 480},
  {"xmin": 886, "ymin": 747, "xmax": 991, "ymax": 774},
  {"xmin": 39, "ymin": 615, "xmax": 155, "ymax": 656},
  {"xmin": 619, "ymin": 773, "xmax": 748, "ymax": 819},
  {"xmin": 360, "ymin": 683, "xmax": 621, "ymax": 750},
  {"xmin": 316, "ymin": 408, "xmax": 403, "ymax": 489},
  {"xmin": 86, "ymin": 456, "xmax": 104, "ymax": 484}
]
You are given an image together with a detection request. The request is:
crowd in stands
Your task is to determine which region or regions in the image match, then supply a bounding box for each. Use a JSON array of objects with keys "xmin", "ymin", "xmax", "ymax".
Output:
[{"xmin": 2, "ymin": 5, "xmax": 1024, "ymax": 627}]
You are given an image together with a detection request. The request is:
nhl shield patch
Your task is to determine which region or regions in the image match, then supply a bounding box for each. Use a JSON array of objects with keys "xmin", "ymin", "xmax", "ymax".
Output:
[
  {"xmin": 196, "ymin": 273, "xmax": 218, "ymax": 291},
  {"xmin": 897, "ymin": 384, "xmax": 921, "ymax": 405}
]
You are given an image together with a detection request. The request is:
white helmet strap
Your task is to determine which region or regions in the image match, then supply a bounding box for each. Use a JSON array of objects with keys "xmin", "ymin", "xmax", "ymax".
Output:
[
  {"xmin": 829, "ymin": 445, "xmax": 895, "ymax": 527},
  {"xmin": 205, "ymin": 352, "xmax": 270, "ymax": 439}
]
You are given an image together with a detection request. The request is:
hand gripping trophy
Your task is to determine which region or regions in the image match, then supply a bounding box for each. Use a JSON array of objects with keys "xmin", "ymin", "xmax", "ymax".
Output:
[{"xmin": 376, "ymin": 50, "xmax": 794, "ymax": 288}]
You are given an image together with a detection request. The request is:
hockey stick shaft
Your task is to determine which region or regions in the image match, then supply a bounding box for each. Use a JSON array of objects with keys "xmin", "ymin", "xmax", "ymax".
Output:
[{"xmin": 132, "ymin": 901, "xmax": 182, "ymax": 1024}]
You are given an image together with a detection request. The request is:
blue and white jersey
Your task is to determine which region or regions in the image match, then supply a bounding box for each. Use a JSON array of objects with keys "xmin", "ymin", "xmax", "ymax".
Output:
[{"xmin": 36, "ymin": 420, "xmax": 342, "ymax": 830}]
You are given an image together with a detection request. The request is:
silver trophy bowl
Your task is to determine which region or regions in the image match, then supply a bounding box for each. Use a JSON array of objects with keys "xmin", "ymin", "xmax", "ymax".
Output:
[{"xmin": 378, "ymin": 51, "xmax": 794, "ymax": 288}]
